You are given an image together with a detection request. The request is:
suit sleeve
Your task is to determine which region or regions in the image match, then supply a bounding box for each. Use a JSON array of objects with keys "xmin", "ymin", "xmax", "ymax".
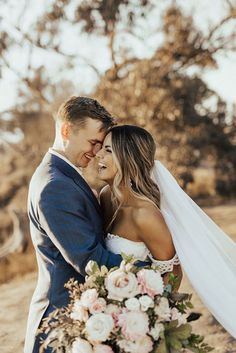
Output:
[{"xmin": 38, "ymin": 179, "xmax": 122, "ymax": 276}]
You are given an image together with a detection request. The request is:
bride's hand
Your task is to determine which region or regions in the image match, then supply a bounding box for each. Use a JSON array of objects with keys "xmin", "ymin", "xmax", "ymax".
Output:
[{"xmin": 163, "ymin": 265, "xmax": 183, "ymax": 292}]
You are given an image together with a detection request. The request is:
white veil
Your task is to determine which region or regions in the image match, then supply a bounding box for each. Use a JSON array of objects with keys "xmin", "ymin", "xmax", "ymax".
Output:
[{"xmin": 152, "ymin": 160, "xmax": 236, "ymax": 339}]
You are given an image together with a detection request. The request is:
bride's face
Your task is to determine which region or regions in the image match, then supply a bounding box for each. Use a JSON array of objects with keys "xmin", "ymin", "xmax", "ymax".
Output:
[{"xmin": 97, "ymin": 133, "xmax": 118, "ymax": 184}]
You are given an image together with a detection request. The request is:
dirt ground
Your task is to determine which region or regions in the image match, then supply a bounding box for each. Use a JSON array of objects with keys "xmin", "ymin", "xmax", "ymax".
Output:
[{"xmin": 0, "ymin": 203, "xmax": 236, "ymax": 353}]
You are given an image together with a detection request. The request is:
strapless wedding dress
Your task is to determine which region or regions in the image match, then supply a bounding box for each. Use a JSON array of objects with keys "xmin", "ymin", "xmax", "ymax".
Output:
[{"xmin": 105, "ymin": 233, "xmax": 180, "ymax": 274}]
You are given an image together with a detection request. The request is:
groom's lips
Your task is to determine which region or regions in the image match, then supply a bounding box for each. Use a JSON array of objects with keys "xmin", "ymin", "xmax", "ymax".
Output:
[{"xmin": 84, "ymin": 154, "xmax": 93, "ymax": 161}]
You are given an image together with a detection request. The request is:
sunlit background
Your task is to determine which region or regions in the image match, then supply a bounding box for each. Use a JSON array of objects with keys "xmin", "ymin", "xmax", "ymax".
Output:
[{"xmin": 0, "ymin": 1, "xmax": 236, "ymax": 352}]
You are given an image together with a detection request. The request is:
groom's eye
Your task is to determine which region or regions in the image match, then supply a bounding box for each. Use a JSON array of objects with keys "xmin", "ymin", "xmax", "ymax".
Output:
[{"xmin": 89, "ymin": 140, "xmax": 100, "ymax": 146}]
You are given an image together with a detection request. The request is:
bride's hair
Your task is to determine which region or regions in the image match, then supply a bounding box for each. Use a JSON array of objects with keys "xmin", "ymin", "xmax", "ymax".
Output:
[{"xmin": 108, "ymin": 125, "xmax": 160, "ymax": 228}]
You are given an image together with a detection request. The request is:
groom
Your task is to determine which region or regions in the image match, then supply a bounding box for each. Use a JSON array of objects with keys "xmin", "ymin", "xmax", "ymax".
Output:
[{"xmin": 24, "ymin": 96, "xmax": 123, "ymax": 353}]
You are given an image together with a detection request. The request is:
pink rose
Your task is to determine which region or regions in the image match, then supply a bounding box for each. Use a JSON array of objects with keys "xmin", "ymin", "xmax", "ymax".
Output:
[
  {"xmin": 105, "ymin": 269, "xmax": 140, "ymax": 301},
  {"xmin": 118, "ymin": 335, "xmax": 153, "ymax": 353},
  {"xmin": 137, "ymin": 269, "xmax": 164, "ymax": 298},
  {"xmin": 171, "ymin": 307, "xmax": 187, "ymax": 327},
  {"xmin": 93, "ymin": 344, "xmax": 114, "ymax": 353},
  {"xmin": 105, "ymin": 304, "xmax": 122, "ymax": 325},
  {"xmin": 89, "ymin": 298, "xmax": 107, "ymax": 314},
  {"xmin": 117, "ymin": 311, "xmax": 149, "ymax": 340}
]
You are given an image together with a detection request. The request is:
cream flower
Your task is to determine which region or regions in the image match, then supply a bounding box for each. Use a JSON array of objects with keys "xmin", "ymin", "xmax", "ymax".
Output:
[
  {"xmin": 80, "ymin": 289, "xmax": 98, "ymax": 308},
  {"xmin": 139, "ymin": 295, "xmax": 154, "ymax": 311},
  {"xmin": 125, "ymin": 298, "xmax": 140, "ymax": 311},
  {"xmin": 70, "ymin": 300, "xmax": 89, "ymax": 322},
  {"xmin": 118, "ymin": 336, "xmax": 153, "ymax": 353},
  {"xmin": 105, "ymin": 269, "xmax": 139, "ymax": 301},
  {"xmin": 89, "ymin": 297, "xmax": 107, "ymax": 314},
  {"xmin": 117, "ymin": 311, "xmax": 149, "ymax": 340},
  {"xmin": 155, "ymin": 297, "xmax": 171, "ymax": 321},
  {"xmin": 93, "ymin": 344, "xmax": 115, "ymax": 353},
  {"xmin": 71, "ymin": 338, "xmax": 93, "ymax": 353},
  {"xmin": 137, "ymin": 269, "xmax": 164, "ymax": 298},
  {"xmin": 85, "ymin": 313, "xmax": 114, "ymax": 343},
  {"xmin": 85, "ymin": 260, "xmax": 97, "ymax": 275},
  {"xmin": 150, "ymin": 322, "xmax": 164, "ymax": 340},
  {"xmin": 105, "ymin": 304, "xmax": 120, "ymax": 316}
]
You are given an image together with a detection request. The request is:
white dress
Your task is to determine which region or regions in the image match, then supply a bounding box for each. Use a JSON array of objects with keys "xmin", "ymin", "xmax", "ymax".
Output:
[{"xmin": 105, "ymin": 233, "xmax": 180, "ymax": 275}]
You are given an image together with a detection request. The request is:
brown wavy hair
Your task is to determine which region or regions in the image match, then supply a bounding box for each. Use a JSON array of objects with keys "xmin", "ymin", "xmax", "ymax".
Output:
[{"xmin": 108, "ymin": 125, "xmax": 160, "ymax": 229}]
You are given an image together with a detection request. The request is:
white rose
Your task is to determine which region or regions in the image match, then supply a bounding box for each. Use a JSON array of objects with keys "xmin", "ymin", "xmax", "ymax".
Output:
[
  {"xmin": 117, "ymin": 311, "xmax": 149, "ymax": 340},
  {"xmin": 80, "ymin": 289, "xmax": 98, "ymax": 308},
  {"xmin": 155, "ymin": 297, "xmax": 171, "ymax": 321},
  {"xmin": 139, "ymin": 295, "xmax": 154, "ymax": 311},
  {"xmin": 137, "ymin": 269, "xmax": 164, "ymax": 298},
  {"xmin": 105, "ymin": 269, "xmax": 139, "ymax": 301},
  {"xmin": 150, "ymin": 322, "xmax": 164, "ymax": 340},
  {"xmin": 85, "ymin": 313, "xmax": 114, "ymax": 343},
  {"xmin": 125, "ymin": 298, "xmax": 140, "ymax": 311},
  {"xmin": 70, "ymin": 300, "xmax": 89, "ymax": 322},
  {"xmin": 71, "ymin": 338, "xmax": 93, "ymax": 353}
]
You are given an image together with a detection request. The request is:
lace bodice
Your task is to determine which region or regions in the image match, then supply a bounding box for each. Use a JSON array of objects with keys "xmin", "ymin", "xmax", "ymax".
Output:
[{"xmin": 106, "ymin": 233, "xmax": 180, "ymax": 274}]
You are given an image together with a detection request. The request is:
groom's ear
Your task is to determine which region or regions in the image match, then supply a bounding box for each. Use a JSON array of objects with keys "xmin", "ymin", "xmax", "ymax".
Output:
[{"xmin": 61, "ymin": 122, "xmax": 70, "ymax": 140}]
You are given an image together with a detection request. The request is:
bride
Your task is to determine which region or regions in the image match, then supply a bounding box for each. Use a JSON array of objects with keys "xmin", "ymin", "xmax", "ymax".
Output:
[{"xmin": 96, "ymin": 124, "xmax": 236, "ymax": 339}]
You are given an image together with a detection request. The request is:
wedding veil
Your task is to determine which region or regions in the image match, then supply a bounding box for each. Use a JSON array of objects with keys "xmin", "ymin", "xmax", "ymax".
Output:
[{"xmin": 152, "ymin": 160, "xmax": 236, "ymax": 338}]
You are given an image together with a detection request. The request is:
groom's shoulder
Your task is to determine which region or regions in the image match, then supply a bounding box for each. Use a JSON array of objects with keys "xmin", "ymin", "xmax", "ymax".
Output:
[{"xmin": 30, "ymin": 158, "xmax": 76, "ymax": 197}]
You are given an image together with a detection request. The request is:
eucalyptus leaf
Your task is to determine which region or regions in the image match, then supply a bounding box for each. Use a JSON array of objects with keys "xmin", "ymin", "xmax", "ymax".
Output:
[
  {"xmin": 154, "ymin": 338, "xmax": 169, "ymax": 353},
  {"xmin": 170, "ymin": 324, "xmax": 192, "ymax": 340}
]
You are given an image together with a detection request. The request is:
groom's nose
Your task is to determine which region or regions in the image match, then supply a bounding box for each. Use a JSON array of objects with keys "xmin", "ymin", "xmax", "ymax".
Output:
[{"xmin": 93, "ymin": 144, "xmax": 102, "ymax": 155}]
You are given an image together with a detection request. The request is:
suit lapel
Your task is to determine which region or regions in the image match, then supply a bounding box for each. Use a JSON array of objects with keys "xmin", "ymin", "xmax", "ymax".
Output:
[{"xmin": 45, "ymin": 153, "xmax": 102, "ymax": 215}]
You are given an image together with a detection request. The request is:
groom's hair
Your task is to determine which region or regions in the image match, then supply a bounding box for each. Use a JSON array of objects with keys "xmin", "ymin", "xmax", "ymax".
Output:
[{"xmin": 55, "ymin": 96, "xmax": 115, "ymax": 130}]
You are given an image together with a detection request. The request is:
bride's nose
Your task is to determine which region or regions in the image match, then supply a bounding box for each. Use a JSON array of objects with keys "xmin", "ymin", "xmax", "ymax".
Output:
[{"xmin": 96, "ymin": 148, "xmax": 103, "ymax": 158}]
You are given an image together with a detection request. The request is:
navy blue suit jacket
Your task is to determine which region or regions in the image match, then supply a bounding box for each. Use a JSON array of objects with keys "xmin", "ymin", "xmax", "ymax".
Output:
[{"xmin": 24, "ymin": 152, "xmax": 122, "ymax": 353}]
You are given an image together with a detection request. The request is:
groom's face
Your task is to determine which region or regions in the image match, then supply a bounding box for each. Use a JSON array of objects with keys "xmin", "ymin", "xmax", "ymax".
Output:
[{"xmin": 62, "ymin": 118, "xmax": 106, "ymax": 168}]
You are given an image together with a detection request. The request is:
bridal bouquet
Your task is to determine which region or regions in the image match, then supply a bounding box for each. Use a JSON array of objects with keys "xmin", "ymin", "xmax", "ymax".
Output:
[{"xmin": 39, "ymin": 256, "xmax": 212, "ymax": 353}]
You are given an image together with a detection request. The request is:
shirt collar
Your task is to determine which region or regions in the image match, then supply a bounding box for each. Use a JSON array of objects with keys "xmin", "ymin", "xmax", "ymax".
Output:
[{"xmin": 48, "ymin": 148, "xmax": 83, "ymax": 176}]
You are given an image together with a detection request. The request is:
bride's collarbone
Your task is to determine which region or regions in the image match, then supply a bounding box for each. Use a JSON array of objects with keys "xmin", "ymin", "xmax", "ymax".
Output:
[{"xmin": 110, "ymin": 207, "xmax": 143, "ymax": 242}]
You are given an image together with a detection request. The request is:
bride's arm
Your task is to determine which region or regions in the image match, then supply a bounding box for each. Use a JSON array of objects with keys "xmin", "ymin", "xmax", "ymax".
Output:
[{"xmin": 134, "ymin": 205, "xmax": 183, "ymax": 290}]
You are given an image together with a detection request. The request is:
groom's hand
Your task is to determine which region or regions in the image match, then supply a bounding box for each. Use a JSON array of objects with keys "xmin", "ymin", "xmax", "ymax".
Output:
[{"xmin": 134, "ymin": 259, "xmax": 152, "ymax": 268}]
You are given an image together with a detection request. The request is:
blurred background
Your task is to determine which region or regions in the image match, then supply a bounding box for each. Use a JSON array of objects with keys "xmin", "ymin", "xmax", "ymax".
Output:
[{"xmin": 0, "ymin": 1, "xmax": 236, "ymax": 352}]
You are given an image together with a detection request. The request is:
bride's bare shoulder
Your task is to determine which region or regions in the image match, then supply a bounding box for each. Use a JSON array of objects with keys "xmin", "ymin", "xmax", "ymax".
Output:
[
  {"xmin": 133, "ymin": 201, "xmax": 162, "ymax": 220},
  {"xmin": 132, "ymin": 201, "xmax": 168, "ymax": 238}
]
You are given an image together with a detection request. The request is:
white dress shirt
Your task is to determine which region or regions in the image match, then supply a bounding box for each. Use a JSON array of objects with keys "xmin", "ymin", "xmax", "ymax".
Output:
[{"xmin": 48, "ymin": 148, "xmax": 83, "ymax": 176}]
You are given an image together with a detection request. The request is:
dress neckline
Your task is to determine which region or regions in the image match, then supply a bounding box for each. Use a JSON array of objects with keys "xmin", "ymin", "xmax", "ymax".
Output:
[{"xmin": 106, "ymin": 233, "xmax": 145, "ymax": 246}]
